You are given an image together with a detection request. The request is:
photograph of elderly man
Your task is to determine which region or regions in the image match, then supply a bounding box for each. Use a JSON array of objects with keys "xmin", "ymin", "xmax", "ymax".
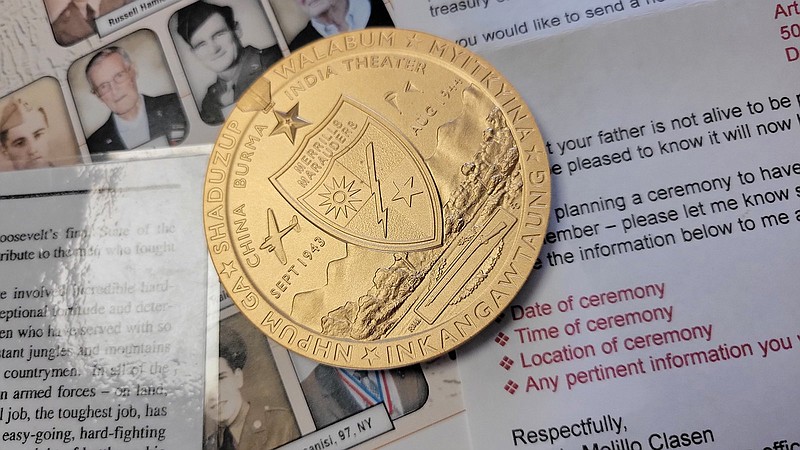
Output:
[{"xmin": 84, "ymin": 45, "xmax": 186, "ymax": 156}]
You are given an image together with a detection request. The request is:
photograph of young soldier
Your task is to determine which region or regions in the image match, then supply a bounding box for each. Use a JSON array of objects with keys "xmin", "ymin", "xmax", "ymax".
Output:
[
  {"xmin": 0, "ymin": 97, "xmax": 55, "ymax": 171},
  {"xmin": 285, "ymin": 0, "xmax": 394, "ymax": 51},
  {"xmin": 45, "ymin": 0, "xmax": 132, "ymax": 46},
  {"xmin": 0, "ymin": 78, "xmax": 83, "ymax": 170},
  {"xmin": 174, "ymin": 0, "xmax": 282, "ymax": 125},
  {"xmin": 298, "ymin": 359, "xmax": 428, "ymax": 429},
  {"xmin": 204, "ymin": 323, "xmax": 300, "ymax": 450},
  {"xmin": 82, "ymin": 45, "xmax": 187, "ymax": 157}
]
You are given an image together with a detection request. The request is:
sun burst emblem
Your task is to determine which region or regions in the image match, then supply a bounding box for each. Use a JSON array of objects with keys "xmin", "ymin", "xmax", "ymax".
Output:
[{"xmin": 319, "ymin": 176, "xmax": 362, "ymax": 219}]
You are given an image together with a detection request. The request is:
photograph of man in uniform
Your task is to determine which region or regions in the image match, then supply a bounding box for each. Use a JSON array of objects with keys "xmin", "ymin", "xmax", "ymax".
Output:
[
  {"xmin": 299, "ymin": 362, "xmax": 428, "ymax": 429},
  {"xmin": 205, "ymin": 324, "xmax": 299, "ymax": 450},
  {"xmin": 46, "ymin": 0, "xmax": 131, "ymax": 46},
  {"xmin": 83, "ymin": 45, "xmax": 187, "ymax": 157},
  {"xmin": 0, "ymin": 97, "xmax": 55, "ymax": 171},
  {"xmin": 287, "ymin": 0, "xmax": 394, "ymax": 50},
  {"xmin": 174, "ymin": 1, "xmax": 282, "ymax": 125}
]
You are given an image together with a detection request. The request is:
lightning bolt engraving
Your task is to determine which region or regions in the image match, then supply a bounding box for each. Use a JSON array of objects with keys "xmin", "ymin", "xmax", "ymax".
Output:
[{"xmin": 366, "ymin": 142, "xmax": 389, "ymax": 238}]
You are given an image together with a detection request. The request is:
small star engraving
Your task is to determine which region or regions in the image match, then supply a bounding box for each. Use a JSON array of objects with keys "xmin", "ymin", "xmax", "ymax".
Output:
[
  {"xmin": 391, "ymin": 176, "xmax": 423, "ymax": 207},
  {"xmin": 362, "ymin": 346, "xmax": 380, "ymax": 366},
  {"xmin": 220, "ymin": 261, "xmax": 237, "ymax": 279},
  {"xmin": 406, "ymin": 33, "xmax": 422, "ymax": 49},
  {"xmin": 270, "ymin": 103, "xmax": 311, "ymax": 144}
]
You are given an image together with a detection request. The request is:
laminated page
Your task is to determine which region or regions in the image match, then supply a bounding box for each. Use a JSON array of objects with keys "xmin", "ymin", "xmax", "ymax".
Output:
[{"xmin": 0, "ymin": 155, "xmax": 209, "ymax": 449}]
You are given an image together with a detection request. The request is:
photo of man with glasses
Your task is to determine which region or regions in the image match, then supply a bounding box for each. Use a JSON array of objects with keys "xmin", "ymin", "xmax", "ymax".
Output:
[{"xmin": 84, "ymin": 45, "xmax": 186, "ymax": 156}]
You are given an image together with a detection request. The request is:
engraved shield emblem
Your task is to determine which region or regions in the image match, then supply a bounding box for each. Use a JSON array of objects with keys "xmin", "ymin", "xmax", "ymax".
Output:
[{"xmin": 271, "ymin": 97, "xmax": 443, "ymax": 251}]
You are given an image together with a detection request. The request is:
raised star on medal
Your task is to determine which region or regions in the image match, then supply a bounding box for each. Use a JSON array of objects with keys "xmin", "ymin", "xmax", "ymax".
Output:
[
  {"xmin": 391, "ymin": 176, "xmax": 423, "ymax": 207},
  {"xmin": 219, "ymin": 261, "xmax": 237, "ymax": 279},
  {"xmin": 405, "ymin": 33, "xmax": 422, "ymax": 49},
  {"xmin": 270, "ymin": 103, "xmax": 311, "ymax": 144},
  {"xmin": 362, "ymin": 346, "xmax": 380, "ymax": 366}
]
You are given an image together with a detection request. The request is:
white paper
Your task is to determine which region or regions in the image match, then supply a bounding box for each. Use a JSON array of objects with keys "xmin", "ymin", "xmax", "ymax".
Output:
[
  {"xmin": 383, "ymin": 411, "xmax": 472, "ymax": 450},
  {"xmin": 390, "ymin": 0, "xmax": 710, "ymax": 51},
  {"xmin": 0, "ymin": 156, "xmax": 208, "ymax": 449},
  {"xmin": 280, "ymin": 404, "xmax": 394, "ymax": 450},
  {"xmin": 459, "ymin": 1, "xmax": 800, "ymax": 448}
]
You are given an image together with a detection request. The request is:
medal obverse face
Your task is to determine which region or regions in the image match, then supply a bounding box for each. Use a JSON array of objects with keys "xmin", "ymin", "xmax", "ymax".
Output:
[{"xmin": 204, "ymin": 29, "xmax": 550, "ymax": 369}]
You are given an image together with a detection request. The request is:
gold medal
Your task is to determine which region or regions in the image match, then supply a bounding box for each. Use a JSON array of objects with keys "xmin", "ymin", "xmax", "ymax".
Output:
[{"xmin": 204, "ymin": 29, "xmax": 550, "ymax": 369}]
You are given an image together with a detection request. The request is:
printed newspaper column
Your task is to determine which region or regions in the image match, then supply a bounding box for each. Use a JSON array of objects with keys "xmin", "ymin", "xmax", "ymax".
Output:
[
  {"xmin": 0, "ymin": 155, "xmax": 208, "ymax": 449},
  {"xmin": 459, "ymin": 1, "xmax": 800, "ymax": 449}
]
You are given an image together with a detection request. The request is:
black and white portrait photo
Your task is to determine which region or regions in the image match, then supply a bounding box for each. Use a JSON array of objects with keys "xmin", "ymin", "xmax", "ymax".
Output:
[
  {"xmin": 205, "ymin": 314, "xmax": 301, "ymax": 450},
  {"xmin": 170, "ymin": 0, "xmax": 282, "ymax": 125}
]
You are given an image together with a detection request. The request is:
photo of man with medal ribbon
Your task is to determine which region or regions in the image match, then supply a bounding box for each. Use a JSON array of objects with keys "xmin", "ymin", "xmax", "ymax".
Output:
[{"xmin": 295, "ymin": 357, "xmax": 429, "ymax": 429}]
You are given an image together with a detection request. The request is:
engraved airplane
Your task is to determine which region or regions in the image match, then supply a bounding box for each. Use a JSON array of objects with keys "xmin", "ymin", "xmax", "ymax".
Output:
[{"xmin": 260, "ymin": 208, "xmax": 300, "ymax": 265}]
